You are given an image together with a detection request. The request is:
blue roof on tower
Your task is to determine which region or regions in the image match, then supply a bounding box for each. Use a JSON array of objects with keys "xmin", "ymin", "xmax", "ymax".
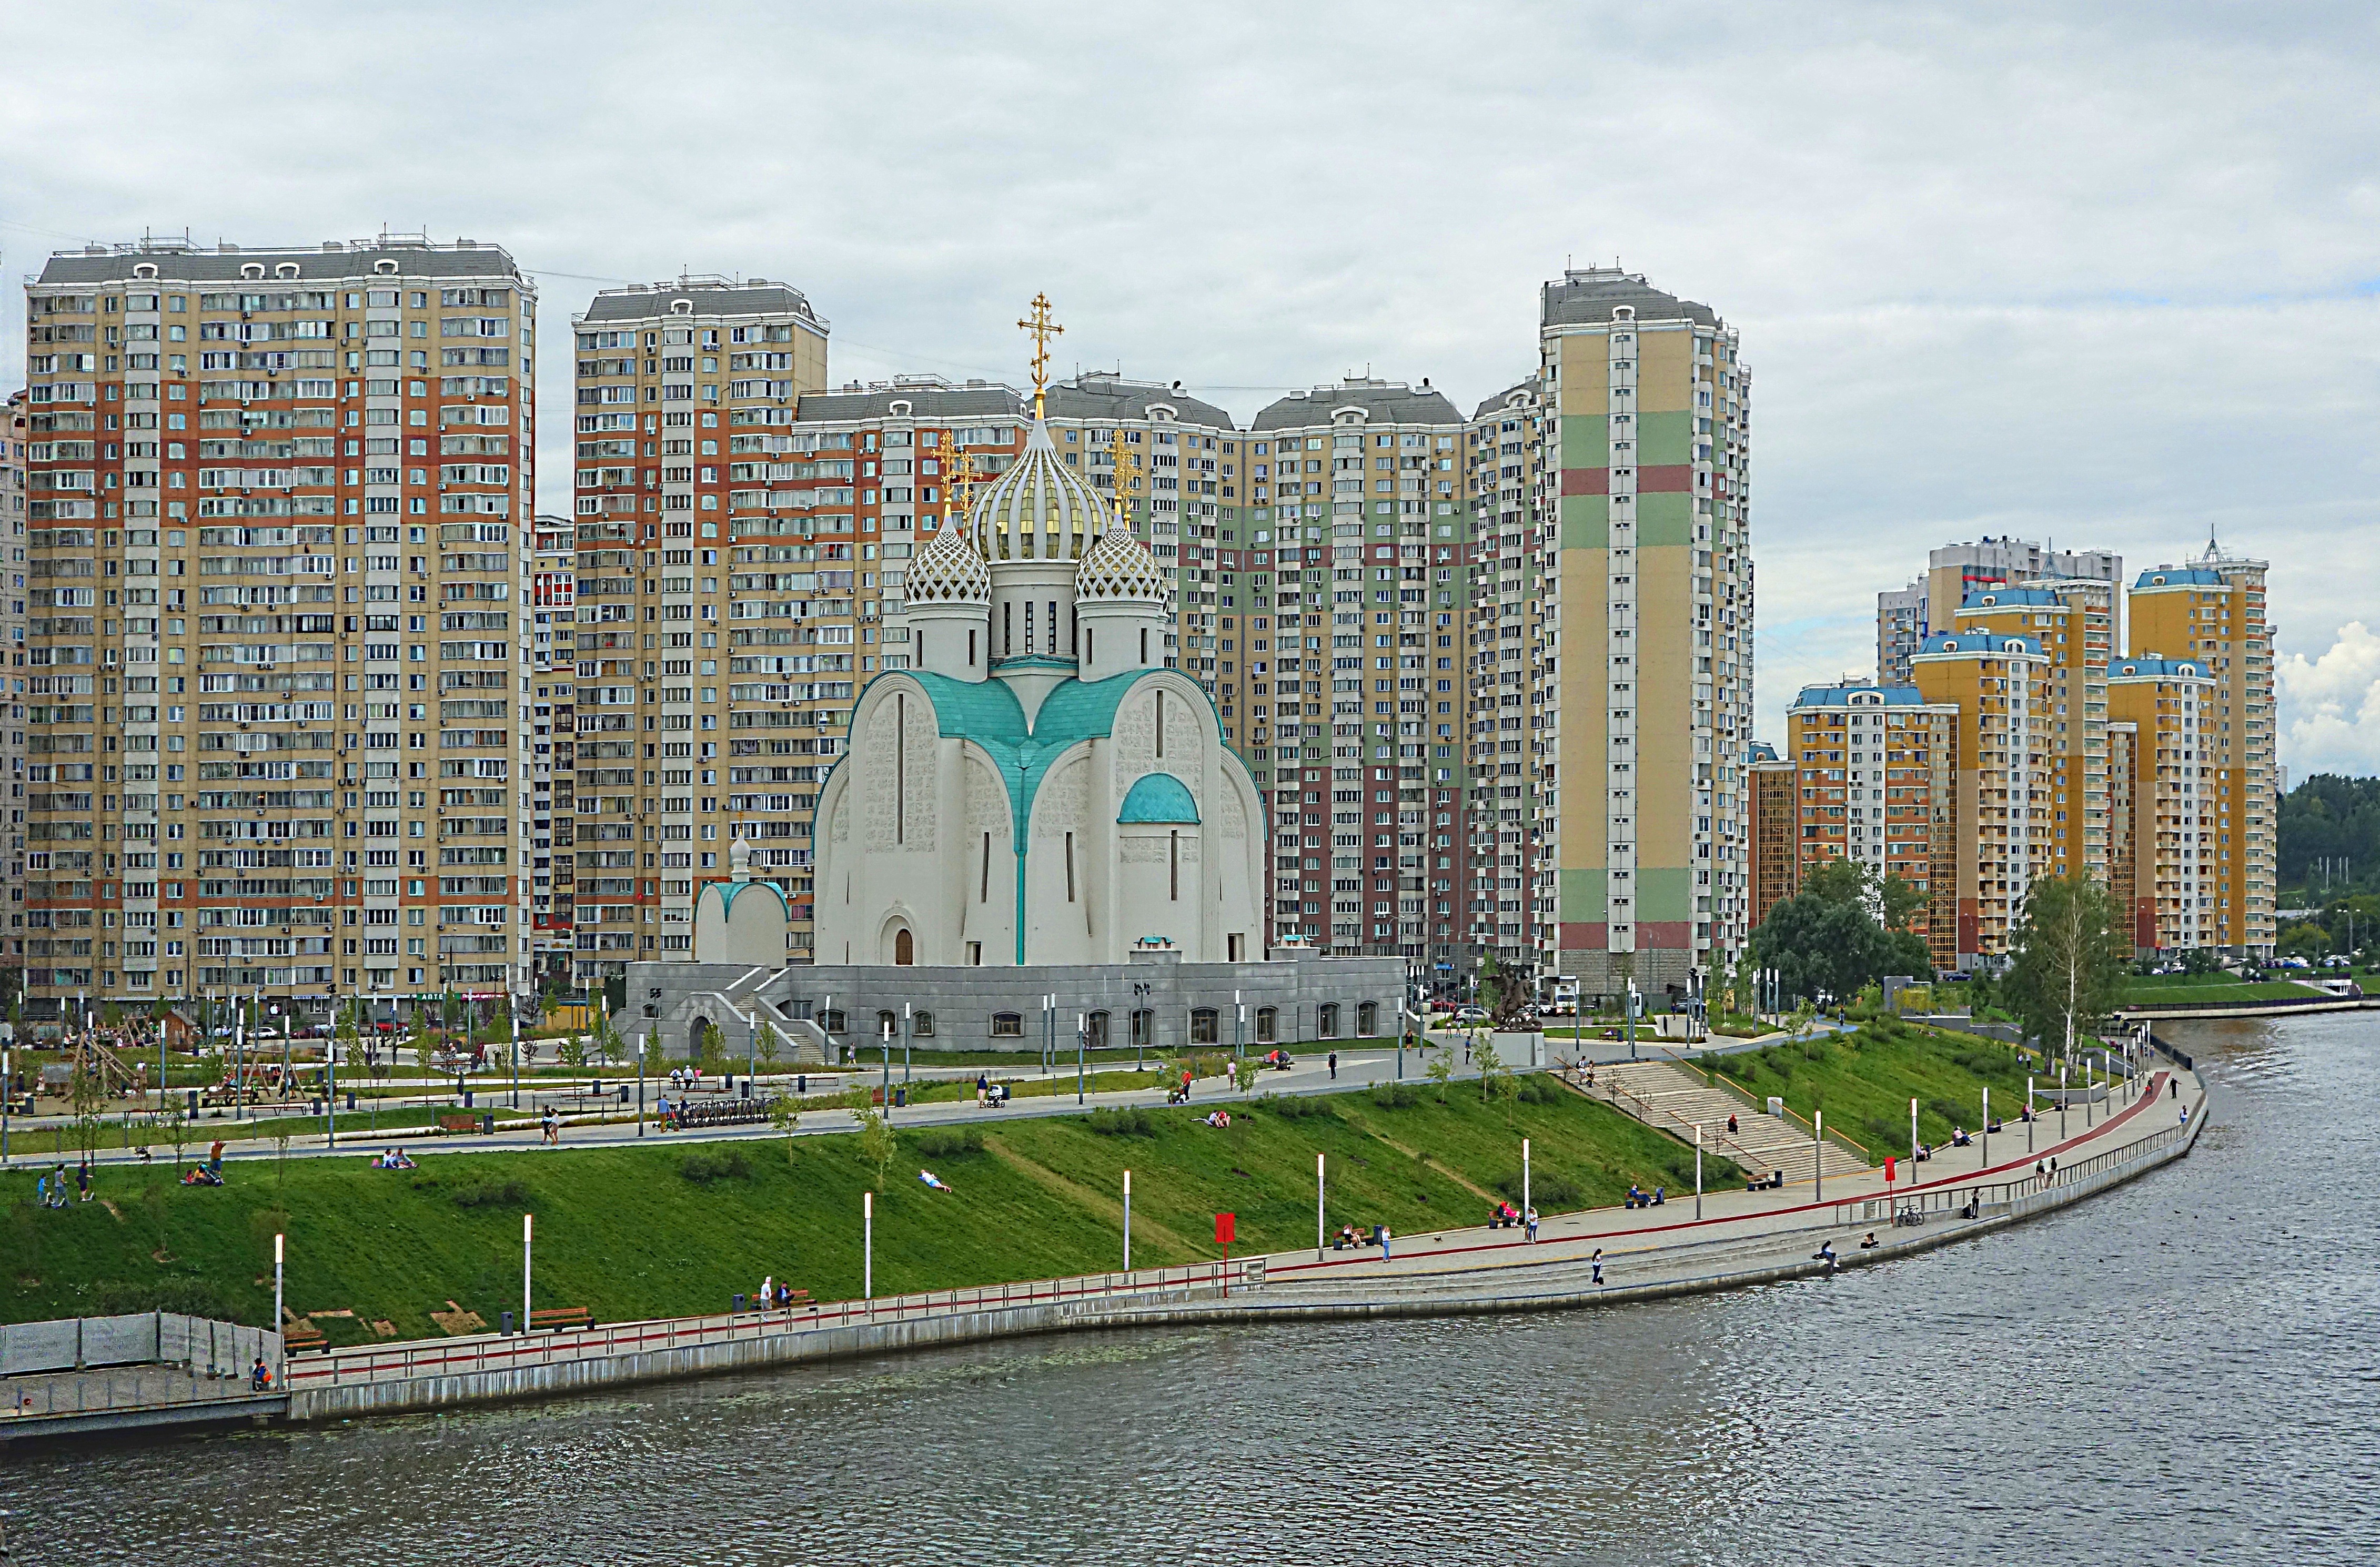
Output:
[
  {"xmin": 2134, "ymin": 567, "xmax": 2223, "ymax": 589},
  {"xmin": 1915, "ymin": 631, "xmax": 2043, "ymax": 657},
  {"xmin": 1960, "ymin": 587, "xmax": 2061, "ymax": 610},
  {"xmin": 1789, "ymin": 682, "xmax": 1932, "ymax": 708}
]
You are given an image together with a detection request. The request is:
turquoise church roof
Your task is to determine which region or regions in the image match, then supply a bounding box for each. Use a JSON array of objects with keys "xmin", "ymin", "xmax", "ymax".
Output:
[{"xmin": 1117, "ymin": 772, "xmax": 1199, "ymax": 823}]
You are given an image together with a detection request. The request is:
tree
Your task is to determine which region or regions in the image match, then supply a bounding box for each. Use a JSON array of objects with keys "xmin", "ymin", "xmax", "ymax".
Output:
[
  {"xmin": 162, "ymin": 1102, "xmax": 191, "ymax": 1174},
  {"xmin": 845, "ymin": 1083, "xmax": 895, "ymax": 1188},
  {"xmin": 1753, "ymin": 890, "xmax": 1893, "ymax": 1006},
  {"xmin": 1475, "ymin": 1038, "xmax": 1507, "ymax": 1106},
  {"xmin": 2004, "ymin": 873, "xmax": 2130, "ymax": 1060},
  {"xmin": 699, "ymin": 1019, "xmax": 730, "ymax": 1079},
  {"xmin": 1424, "ymin": 1044, "xmax": 1455, "ymax": 1104},
  {"xmin": 755, "ymin": 1019, "xmax": 782, "ymax": 1077},
  {"xmin": 767, "ymin": 1088, "xmax": 802, "ymax": 1166}
]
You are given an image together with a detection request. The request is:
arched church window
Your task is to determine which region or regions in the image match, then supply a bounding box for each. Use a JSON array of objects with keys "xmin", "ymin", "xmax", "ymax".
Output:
[{"xmin": 894, "ymin": 928, "xmax": 914, "ymax": 966}]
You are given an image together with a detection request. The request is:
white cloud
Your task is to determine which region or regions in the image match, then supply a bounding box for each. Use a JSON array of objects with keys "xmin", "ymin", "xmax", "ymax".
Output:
[
  {"xmin": 3, "ymin": 2, "xmax": 2378, "ymax": 766},
  {"xmin": 2279, "ymin": 623, "xmax": 2380, "ymax": 777}
]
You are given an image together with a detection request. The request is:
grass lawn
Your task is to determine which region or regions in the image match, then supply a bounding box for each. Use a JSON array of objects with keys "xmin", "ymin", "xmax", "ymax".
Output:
[
  {"xmin": 1695, "ymin": 1018, "xmax": 2047, "ymax": 1164},
  {"xmin": 2118, "ymin": 972, "xmax": 2329, "ymax": 1005},
  {"xmin": 2, "ymin": 1081, "xmax": 1729, "ymax": 1339}
]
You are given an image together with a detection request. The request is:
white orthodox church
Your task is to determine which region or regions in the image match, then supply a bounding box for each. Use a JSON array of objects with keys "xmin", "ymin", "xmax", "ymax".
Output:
[{"xmin": 811, "ymin": 396, "xmax": 1267, "ymax": 967}]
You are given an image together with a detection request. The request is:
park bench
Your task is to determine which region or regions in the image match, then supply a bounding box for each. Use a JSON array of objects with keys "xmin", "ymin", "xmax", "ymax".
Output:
[
  {"xmin": 529, "ymin": 1306, "xmax": 593, "ymax": 1332},
  {"xmin": 437, "ymin": 1113, "xmax": 489, "ymax": 1135},
  {"xmin": 281, "ymin": 1322, "xmax": 327, "ymax": 1353}
]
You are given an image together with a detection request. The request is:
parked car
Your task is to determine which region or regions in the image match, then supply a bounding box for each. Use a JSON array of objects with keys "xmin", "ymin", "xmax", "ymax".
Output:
[{"xmin": 1451, "ymin": 1005, "xmax": 1491, "ymax": 1027}]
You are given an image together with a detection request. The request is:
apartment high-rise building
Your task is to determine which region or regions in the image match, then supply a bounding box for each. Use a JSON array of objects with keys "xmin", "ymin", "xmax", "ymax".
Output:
[
  {"xmin": 1953, "ymin": 580, "xmax": 2112, "ymax": 887},
  {"xmin": 21, "ymin": 235, "xmax": 537, "ymax": 1020},
  {"xmin": 1537, "ymin": 268, "xmax": 1754, "ymax": 1003},
  {"xmin": 2125, "ymin": 548, "xmax": 2273, "ymax": 956},
  {"xmin": 526, "ymin": 513, "xmax": 574, "ymax": 984},
  {"xmin": 564, "ymin": 278, "xmax": 831, "ymax": 984},
  {"xmin": 1462, "ymin": 379, "xmax": 1544, "ymax": 979},
  {"xmin": 1911, "ymin": 628, "xmax": 2050, "ymax": 969},
  {"xmin": 1877, "ymin": 577, "xmax": 1925, "ymax": 686},
  {"xmin": 1782, "ymin": 683, "xmax": 1959, "ymax": 966},
  {"xmin": 1746, "ymin": 741, "xmax": 1797, "ymax": 932},
  {"xmin": 2105, "ymin": 654, "xmax": 2215, "ymax": 955},
  {"xmin": 3, "ymin": 391, "xmax": 27, "ymax": 979},
  {"xmin": 1248, "ymin": 379, "xmax": 1470, "ymax": 964}
]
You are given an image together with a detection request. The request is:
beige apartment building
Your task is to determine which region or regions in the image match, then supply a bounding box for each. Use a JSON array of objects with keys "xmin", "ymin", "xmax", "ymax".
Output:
[
  {"xmin": 2126, "ymin": 551, "xmax": 2274, "ymax": 956},
  {"xmin": 1910, "ymin": 628, "xmax": 2051, "ymax": 969},
  {"xmin": 1538, "ymin": 267, "xmax": 1756, "ymax": 1005},
  {"xmin": 1953, "ymin": 581, "xmax": 2112, "ymax": 887},
  {"xmin": 20, "ymin": 235, "xmax": 536, "ymax": 1022},
  {"xmin": 3, "ymin": 391, "xmax": 27, "ymax": 985},
  {"xmin": 2105, "ymin": 654, "xmax": 2217, "ymax": 955}
]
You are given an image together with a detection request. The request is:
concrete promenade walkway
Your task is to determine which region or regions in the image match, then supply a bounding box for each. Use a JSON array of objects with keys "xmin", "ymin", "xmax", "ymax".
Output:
[{"xmin": 256, "ymin": 1055, "xmax": 2207, "ymax": 1432}]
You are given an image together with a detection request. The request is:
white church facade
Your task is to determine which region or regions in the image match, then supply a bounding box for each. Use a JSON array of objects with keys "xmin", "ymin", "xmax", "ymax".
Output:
[{"xmin": 629, "ymin": 303, "xmax": 1399, "ymax": 1056}]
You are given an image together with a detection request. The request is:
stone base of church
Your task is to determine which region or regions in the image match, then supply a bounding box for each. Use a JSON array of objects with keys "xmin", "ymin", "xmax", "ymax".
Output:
[{"xmin": 630, "ymin": 954, "xmax": 1410, "ymax": 1060}]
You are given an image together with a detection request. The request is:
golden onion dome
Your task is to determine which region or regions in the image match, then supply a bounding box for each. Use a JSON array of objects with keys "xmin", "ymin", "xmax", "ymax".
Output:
[
  {"xmin": 970, "ymin": 417, "xmax": 1107, "ymax": 561},
  {"xmin": 907, "ymin": 508, "xmax": 991, "ymax": 606},
  {"xmin": 1075, "ymin": 509, "xmax": 1166, "ymax": 605}
]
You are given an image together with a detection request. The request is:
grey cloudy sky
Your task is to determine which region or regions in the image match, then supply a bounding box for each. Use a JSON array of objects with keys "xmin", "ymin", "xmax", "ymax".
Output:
[{"xmin": 5, "ymin": 2, "xmax": 2375, "ymax": 772}]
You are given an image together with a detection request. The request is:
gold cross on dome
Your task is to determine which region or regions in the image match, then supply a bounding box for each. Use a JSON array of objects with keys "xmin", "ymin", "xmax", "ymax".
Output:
[{"xmin": 1017, "ymin": 292, "xmax": 1062, "ymax": 419}]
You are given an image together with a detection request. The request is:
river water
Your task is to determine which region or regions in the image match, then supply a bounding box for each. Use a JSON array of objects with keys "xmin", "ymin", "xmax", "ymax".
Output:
[{"xmin": 4, "ymin": 1014, "xmax": 2373, "ymax": 1565}]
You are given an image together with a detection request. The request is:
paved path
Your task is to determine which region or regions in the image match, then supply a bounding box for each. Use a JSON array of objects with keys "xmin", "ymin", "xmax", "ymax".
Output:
[{"xmin": 0, "ymin": 1019, "xmax": 1906, "ymax": 1177}]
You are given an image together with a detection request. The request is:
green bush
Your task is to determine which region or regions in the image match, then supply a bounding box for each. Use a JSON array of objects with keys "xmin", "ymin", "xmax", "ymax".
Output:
[
  {"xmin": 451, "ymin": 1177, "xmax": 531, "ymax": 1208},
  {"xmin": 1367, "ymin": 1083, "xmax": 1422, "ymax": 1109},
  {"xmin": 677, "ymin": 1150, "xmax": 752, "ymax": 1185},
  {"xmin": 1515, "ymin": 1076, "xmax": 1567, "ymax": 1106},
  {"xmin": 913, "ymin": 1126, "xmax": 984, "ymax": 1158},
  {"xmin": 1086, "ymin": 1106, "xmax": 1154, "ymax": 1137}
]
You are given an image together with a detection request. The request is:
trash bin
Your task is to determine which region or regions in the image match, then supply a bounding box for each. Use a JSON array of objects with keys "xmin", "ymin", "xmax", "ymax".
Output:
[
  {"xmin": 895, "ymin": 1086, "xmax": 907, "ymax": 1108},
  {"xmin": 740, "ymin": 1079, "xmax": 751, "ymax": 1100},
  {"xmin": 463, "ymin": 1089, "xmax": 475, "ymax": 1109},
  {"xmin": 187, "ymin": 1088, "xmax": 199, "ymax": 1116},
  {"xmin": 798, "ymin": 1074, "xmax": 807, "ymax": 1095},
  {"xmin": 500, "ymin": 1310, "xmax": 516, "ymax": 1336},
  {"xmin": 346, "ymin": 1091, "xmax": 357, "ymax": 1111},
  {"xmin": 480, "ymin": 1111, "xmax": 496, "ymax": 1135}
]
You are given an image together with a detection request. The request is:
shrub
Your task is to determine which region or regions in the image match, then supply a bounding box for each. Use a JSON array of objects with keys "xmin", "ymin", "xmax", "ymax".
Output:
[
  {"xmin": 1257, "ymin": 1093, "xmax": 1329, "ymax": 1120},
  {"xmin": 451, "ymin": 1177, "xmax": 531, "ymax": 1208},
  {"xmin": 1515, "ymin": 1076, "xmax": 1567, "ymax": 1106},
  {"xmin": 913, "ymin": 1126, "xmax": 984, "ymax": 1158},
  {"xmin": 677, "ymin": 1149, "xmax": 752, "ymax": 1185},
  {"xmin": 1086, "ymin": 1106, "xmax": 1154, "ymax": 1137},
  {"xmin": 1368, "ymin": 1083, "xmax": 1422, "ymax": 1109}
]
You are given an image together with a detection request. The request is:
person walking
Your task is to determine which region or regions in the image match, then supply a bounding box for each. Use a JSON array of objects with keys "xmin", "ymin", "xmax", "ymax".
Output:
[
  {"xmin": 1181, "ymin": 1066, "xmax": 1193, "ymax": 1101},
  {"xmin": 76, "ymin": 1162, "xmax": 92, "ymax": 1202},
  {"xmin": 1525, "ymin": 1205, "xmax": 1540, "ymax": 1244},
  {"xmin": 1590, "ymin": 1248, "xmax": 1604, "ymax": 1286},
  {"xmin": 975, "ymin": 1073, "xmax": 988, "ymax": 1108},
  {"xmin": 1378, "ymin": 1224, "xmax": 1393, "ymax": 1262},
  {"xmin": 1328, "ymin": 1051, "xmax": 1337, "ymax": 1081}
]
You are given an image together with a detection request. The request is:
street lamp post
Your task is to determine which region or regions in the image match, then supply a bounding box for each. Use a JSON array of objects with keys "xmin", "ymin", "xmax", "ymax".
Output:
[
  {"xmin": 1695, "ymin": 1124, "xmax": 1703, "ymax": 1220},
  {"xmin": 637, "ymin": 1036, "xmax": 647, "ymax": 1137},
  {"xmin": 1316, "ymin": 1152, "xmax": 1327, "ymax": 1259},
  {"xmin": 1233, "ymin": 990, "xmax": 1244, "ymax": 1081},
  {"xmin": 903, "ymin": 1003, "xmax": 913, "ymax": 1091},
  {"xmin": 1076, "ymin": 1013, "xmax": 1087, "ymax": 1106},
  {"xmin": 1123, "ymin": 1168, "xmax": 1132, "ymax": 1271},
  {"xmin": 881, "ymin": 1017, "xmax": 893, "ymax": 1119},
  {"xmin": 523, "ymin": 1212, "xmax": 533, "ymax": 1336}
]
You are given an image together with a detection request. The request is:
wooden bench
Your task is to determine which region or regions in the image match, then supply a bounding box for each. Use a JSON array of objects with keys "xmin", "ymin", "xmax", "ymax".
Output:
[
  {"xmin": 437, "ymin": 1113, "xmax": 483, "ymax": 1135},
  {"xmin": 281, "ymin": 1322, "xmax": 327, "ymax": 1353},
  {"xmin": 529, "ymin": 1306, "xmax": 593, "ymax": 1332},
  {"xmin": 754, "ymin": 1289, "xmax": 814, "ymax": 1312}
]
